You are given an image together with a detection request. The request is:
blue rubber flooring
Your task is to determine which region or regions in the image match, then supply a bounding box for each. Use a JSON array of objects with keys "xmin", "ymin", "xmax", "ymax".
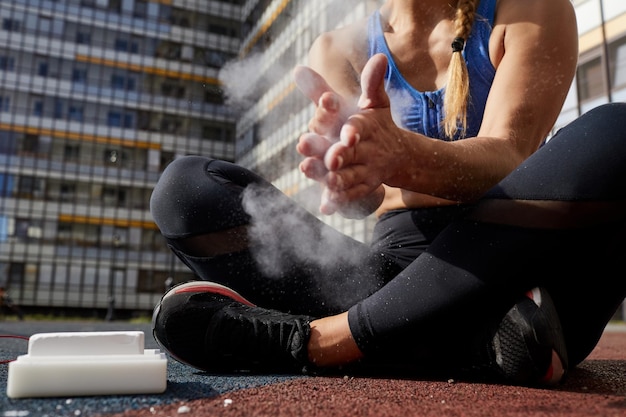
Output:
[{"xmin": 0, "ymin": 320, "xmax": 301, "ymax": 417}]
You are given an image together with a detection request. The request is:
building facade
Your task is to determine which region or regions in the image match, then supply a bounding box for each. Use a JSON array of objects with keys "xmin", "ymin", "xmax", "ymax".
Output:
[
  {"xmin": 0, "ymin": 0, "xmax": 381, "ymax": 315},
  {"xmin": 0, "ymin": 0, "xmax": 241, "ymax": 314},
  {"xmin": 556, "ymin": 0, "xmax": 626, "ymax": 132},
  {"xmin": 0, "ymin": 0, "xmax": 624, "ymax": 316}
]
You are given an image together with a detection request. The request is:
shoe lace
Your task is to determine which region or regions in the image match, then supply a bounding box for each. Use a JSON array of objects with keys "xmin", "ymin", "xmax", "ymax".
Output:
[{"xmin": 209, "ymin": 304, "xmax": 311, "ymax": 366}]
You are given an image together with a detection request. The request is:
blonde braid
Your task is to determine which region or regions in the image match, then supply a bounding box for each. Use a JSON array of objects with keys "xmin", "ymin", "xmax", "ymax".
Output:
[{"xmin": 443, "ymin": 0, "xmax": 478, "ymax": 139}]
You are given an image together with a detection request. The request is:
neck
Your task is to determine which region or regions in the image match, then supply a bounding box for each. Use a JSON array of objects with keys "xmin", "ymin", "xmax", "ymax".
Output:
[{"xmin": 380, "ymin": 0, "xmax": 458, "ymax": 30}]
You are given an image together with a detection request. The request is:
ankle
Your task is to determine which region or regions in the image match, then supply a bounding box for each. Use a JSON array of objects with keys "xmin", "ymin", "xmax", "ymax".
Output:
[{"xmin": 307, "ymin": 312, "xmax": 364, "ymax": 367}]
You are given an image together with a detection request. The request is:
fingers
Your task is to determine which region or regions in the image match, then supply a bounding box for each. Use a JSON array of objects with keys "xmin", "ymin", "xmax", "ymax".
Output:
[
  {"xmin": 309, "ymin": 92, "xmax": 343, "ymax": 137},
  {"xmin": 324, "ymin": 141, "xmax": 349, "ymax": 172},
  {"xmin": 324, "ymin": 121, "xmax": 362, "ymax": 170},
  {"xmin": 339, "ymin": 119, "xmax": 361, "ymax": 147},
  {"xmin": 357, "ymin": 54, "xmax": 390, "ymax": 110},
  {"xmin": 297, "ymin": 132, "xmax": 332, "ymax": 158},
  {"xmin": 323, "ymin": 170, "xmax": 379, "ymax": 215},
  {"xmin": 299, "ymin": 157, "xmax": 327, "ymax": 182},
  {"xmin": 320, "ymin": 188, "xmax": 339, "ymax": 215},
  {"xmin": 326, "ymin": 164, "xmax": 372, "ymax": 194},
  {"xmin": 293, "ymin": 65, "xmax": 334, "ymax": 105}
]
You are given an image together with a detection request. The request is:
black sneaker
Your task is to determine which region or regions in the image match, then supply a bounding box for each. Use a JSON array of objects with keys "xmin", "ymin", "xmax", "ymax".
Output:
[
  {"xmin": 486, "ymin": 287, "xmax": 568, "ymax": 385},
  {"xmin": 152, "ymin": 281, "xmax": 314, "ymax": 373}
]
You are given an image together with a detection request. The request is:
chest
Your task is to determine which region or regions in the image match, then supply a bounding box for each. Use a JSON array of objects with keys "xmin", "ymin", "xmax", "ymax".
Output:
[{"xmin": 382, "ymin": 21, "xmax": 504, "ymax": 93}]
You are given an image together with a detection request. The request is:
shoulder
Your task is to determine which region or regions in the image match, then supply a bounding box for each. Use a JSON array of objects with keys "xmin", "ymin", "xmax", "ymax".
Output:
[
  {"xmin": 495, "ymin": 0, "xmax": 575, "ymax": 27},
  {"xmin": 309, "ymin": 18, "xmax": 370, "ymax": 69},
  {"xmin": 308, "ymin": 18, "xmax": 370, "ymax": 98},
  {"xmin": 489, "ymin": 0, "xmax": 577, "ymax": 67}
]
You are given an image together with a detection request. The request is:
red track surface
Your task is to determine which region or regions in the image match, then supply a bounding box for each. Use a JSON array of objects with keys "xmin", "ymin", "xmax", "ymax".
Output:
[{"xmin": 107, "ymin": 329, "xmax": 626, "ymax": 417}]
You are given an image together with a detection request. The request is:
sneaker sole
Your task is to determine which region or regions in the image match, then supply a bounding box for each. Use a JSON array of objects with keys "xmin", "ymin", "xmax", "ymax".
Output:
[
  {"xmin": 493, "ymin": 287, "xmax": 568, "ymax": 385},
  {"xmin": 525, "ymin": 288, "xmax": 567, "ymax": 385},
  {"xmin": 161, "ymin": 281, "xmax": 256, "ymax": 307},
  {"xmin": 152, "ymin": 281, "xmax": 257, "ymax": 370}
]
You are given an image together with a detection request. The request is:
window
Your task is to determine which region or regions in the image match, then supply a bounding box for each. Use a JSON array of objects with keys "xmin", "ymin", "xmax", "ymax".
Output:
[
  {"xmin": 114, "ymin": 38, "xmax": 128, "ymax": 52},
  {"xmin": 37, "ymin": 62, "xmax": 49, "ymax": 76},
  {"xmin": 0, "ymin": 131, "xmax": 16, "ymax": 154},
  {"xmin": 76, "ymin": 31, "xmax": 91, "ymax": 44},
  {"xmin": 610, "ymin": 37, "xmax": 626, "ymax": 89},
  {"xmin": 14, "ymin": 218, "xmax": 43, "ymax": 240},
  {"xmin": 7, "ymin": 263, "xmax": 26, "ymax": 288},
  {"xmin": 72, "ymin": 68, "xmax": 87, "ymax": 83},
  {"xmin": 577, "ymin": 57, "xmax": 604, "ymax": 102},
  {"xmin": 0, "ymin": 174, "xmax": 14, "ymax": 197},
  {"xmin": 204, "ymin": 85, "xmax": 224, "ymax": 104},
  {"xmin": 114, "ymin": 37, "xmax": 139, "ymax": 53},
  {"xmin": 68, "ymin": 105, "xmax": 84, "ymax": 121},
  {"xmin": 60, "ymin": 183, "xmax": 76, "ymax": 202},
  {"xmin": 17, "ymin": 176, "xmax": 45, "ymax": 199},
  {"xmin": 54, "ymin": 99, "xmax": 64, "ymax": 119},
  {"xmin": 56, "ymin": 222, "xmax": 72, "ymax": 242},
  {"xmin": 108, "ymin": 111, "xmax": 122, "ymax": 127},
  {"xmin": 138, "ymin": 269, "xmax": 195, "ymax": 293},
  {"xmin": 161, "ymin": 79, "xmax": 185, "ymax": 98},
  {"xmin": 181, "ymin": 45, "xmax": 193, "ymax": 61},
  {"xmin": 111, "ymin": 74, "xmax": 136, "ymax": 91},
  {"xmin": 107, "ymin": 111, "xmax": 134, "ymax": 128},
  {"xmin": 111, "ymin": 74, "xmax": 125, "ymax": 89},
  {"xmin": 156, "ymin": 5, "xmax": 170, "ymax": 22},
  {"xmin": 133, "ymin": 0, "xmax": 148, "ymax": 18},
  {"xmin": 80, "ymin": 0, "xmax": 107, "ymax": 8},
  {"xmin": 137, "ymin": 269, "xmax": 169, "ymax": 293},
  {"xmin": 102, "ymin": 186, "xmax": 126, "ymax": 205},
  {"xmin": 22, "ymin": 135, "xmax": 39, "ymax": 153},
  {"xmin": 2, "ymin": 19, "xmax": 21, "ymax": 31},
  {"xmin": 18, "ymin": 133, "xmax": 50, "ymax": 156},
  {"xmin": 160, "ymin": 117, "xmax": 181, "ymax": 133},
  {"xmin": 63, "ymin": 144, "xmax": 80, "ymax": 161},
  {"xmin": 0, "ymin": 96, "xmax": 10, "ymax": 112},
  {"xmin": 0, "ymin": 217, "xmax": 7, "ymax": 241},
  {"xmin": 39, "ymin": 17, "xmax": 52, "ymax": 34},
  {"xmin": 33, "ymin": 99, "xmax": 43, "ymax": 116},
  {"xmin": 103, "ymin": 149, "xmax": 127, "ymax": 164},
  {"xmin": 0, "ymin": 56, "xmax": 15, "ymax": 71},
  {"xmin": 200, "ymin": 50, "xmax": 228, "ymax": 68},
  {"xmin": 108, "ymin": 0, "xmax": 121, "ymax": 13},
  {"xmin": 202, "ymin": 123, "xmax": 233, "ymax": 142}
]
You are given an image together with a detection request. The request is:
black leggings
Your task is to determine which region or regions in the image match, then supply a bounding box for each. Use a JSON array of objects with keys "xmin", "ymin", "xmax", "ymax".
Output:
[{"xmin": 150, "ymin": 103, "xmax": 626, "ymax": 367}]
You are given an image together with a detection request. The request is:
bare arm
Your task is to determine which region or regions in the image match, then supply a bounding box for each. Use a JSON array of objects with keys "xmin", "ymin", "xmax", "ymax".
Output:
[
  {"xmin": 324, "ymin": 0, "xmax": 578, "ymax": 205},
  {"xmin": 295, "ymin": 22, "xmax": 386, "ymax": 217}
]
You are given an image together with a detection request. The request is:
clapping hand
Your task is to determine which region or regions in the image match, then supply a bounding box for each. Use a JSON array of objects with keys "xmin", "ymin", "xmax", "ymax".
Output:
[{"xmin": 294, "ymin": 54, "xmax": 400, "ymax": 216}]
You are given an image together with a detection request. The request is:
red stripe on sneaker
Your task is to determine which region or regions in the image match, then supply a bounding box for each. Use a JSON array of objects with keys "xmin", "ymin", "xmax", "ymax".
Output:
[
  {"xmin": 175, "ymin": 284, "xmax": 256, "ymax": 307},
  {"xmin": 541, "ymin": 364, "xmax": 554, "ymax": 384},
  {"xmin": 525, "ymin": 288, "xmax": 542, "ymax": 306}
]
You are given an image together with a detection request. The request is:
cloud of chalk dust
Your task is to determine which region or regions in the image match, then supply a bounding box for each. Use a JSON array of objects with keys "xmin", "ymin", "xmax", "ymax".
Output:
[
  {"xmin": 215, "ymin": 1, "xmax": 384, "ymax": 309},
  {"xmin": 240, "ymin": 183, "xmax": 368, "ymax": 280},
  {"xmin": 219, "ymin": 52, "xmax": 268, "ymax": 113}
]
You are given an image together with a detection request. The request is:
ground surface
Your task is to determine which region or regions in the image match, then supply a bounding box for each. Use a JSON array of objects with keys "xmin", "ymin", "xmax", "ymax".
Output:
[{"xmin": 1, "ymin": 321, "xmax": 625, "ymax": 417}]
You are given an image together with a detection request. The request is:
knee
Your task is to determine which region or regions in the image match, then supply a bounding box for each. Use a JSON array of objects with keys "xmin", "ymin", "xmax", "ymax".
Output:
[
  {"xmin": 589, "ymin": 103, "xmax": 626, "ymax": 149},
  {"xmin": 557, "ymin": 102, "xmax": 626, "ymax": 151},
  {"xmin": 150, "ymin": 156, "xmax": 251, "ymax": 238},
  {"xmin": 150, "ymin": 156, "xmax": 210, "ymax": 237},
  {"xmin": 584, "ymin": 103, "xmax": 626, "ymax": 135},
  {"xmin": 151, "ymin": 156, "xmax": 211, "ymax": 214},
  {"xmin": 597, "ymin": 102, "xmax": 626, "ymax": 118}
]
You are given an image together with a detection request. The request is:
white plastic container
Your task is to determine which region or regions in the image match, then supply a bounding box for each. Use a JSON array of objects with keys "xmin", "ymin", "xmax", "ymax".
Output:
[{"xmin": 6, "ymin": 331, "xmax": 167, "ymax": 398}]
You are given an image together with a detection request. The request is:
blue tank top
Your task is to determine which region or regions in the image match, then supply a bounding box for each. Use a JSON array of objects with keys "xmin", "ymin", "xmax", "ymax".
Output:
[{"xmin": 368, "ymin": 0, "xmax": 496, "ymax": 140}]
